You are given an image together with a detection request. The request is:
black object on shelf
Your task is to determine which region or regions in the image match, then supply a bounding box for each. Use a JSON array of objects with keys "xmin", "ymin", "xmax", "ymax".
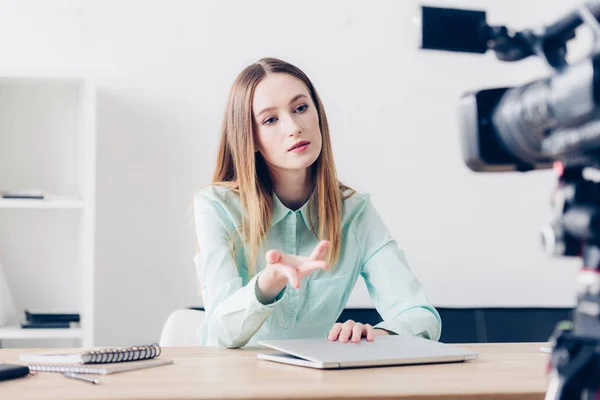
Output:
[
  {"xmin": 0, "ymin": 191, "xmax": 45, "ymax": 200},
  {"xmin": 20, "ymin": 321, "xmax": 72, "ymax": 329},
  {"xmin": 25, "ymin": 310, "xmax": 80, "ymax": 323},
  {"xmin": 2, "ymin": 194, "xmax": 44, "ymax": 199}
]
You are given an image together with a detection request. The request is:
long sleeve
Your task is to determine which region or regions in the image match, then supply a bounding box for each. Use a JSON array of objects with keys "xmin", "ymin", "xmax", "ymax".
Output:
[
  {"xmin": 355, "ymin": 197, "xmax": 441, "ymax": 340},
  {"xmin": 194, "ymin": 192, "xmax": 285, "ymax": 348}
]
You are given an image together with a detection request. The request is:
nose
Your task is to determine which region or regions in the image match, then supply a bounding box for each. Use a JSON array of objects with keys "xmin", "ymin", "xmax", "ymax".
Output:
[{"xmin": 282, "ymin": 113, "xmax": 302, "ymax": 137}]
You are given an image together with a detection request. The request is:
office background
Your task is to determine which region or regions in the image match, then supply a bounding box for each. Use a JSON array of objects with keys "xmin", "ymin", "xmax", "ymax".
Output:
[{"xmin": 0, "ymin": 0, "xmax": 585, "ymax": 347}]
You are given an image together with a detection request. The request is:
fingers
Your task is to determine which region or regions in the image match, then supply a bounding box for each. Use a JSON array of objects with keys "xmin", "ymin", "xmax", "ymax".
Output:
[
  {"xmin": 331, "ymin": 321, "xmax": 372, "ymax": 343},
  {"xmin": 365, "ymin": 324, "xmax": 375, "ymax": 342},
  {"xmin": 266, "ymin": 245, "xmax": 329, "ymax": 289},
  {"xmin": 267, "ymin": 250, "xmax": 301, "ymax": 287},
  {"xmin": 309, "ymin": 240, "xmax": 330, "ymax": 261},
  {"xmin": 301, "ymin": 260, "xmax": 328, "ymax": 272},
  {"xmin": 268, "ymin": 259, "xmax": 326, "ymax": 289},
  {"xmin": 351, "ymin": 323, "xmax": 364, "ymax": 343},
  {"xmin": 338, "ymin": 320, "xmax": 354, "ymax": 343},
  {"xmin": 270, "ymin": 263, "xmax": 300, "ymax": 289},
  {"xmin": 266, "ymin": 250, "xmax": 282, "ymax": 264},
  {"xmin": 328, "ymin": 323, "xmax": 343, "ymax": 341}
]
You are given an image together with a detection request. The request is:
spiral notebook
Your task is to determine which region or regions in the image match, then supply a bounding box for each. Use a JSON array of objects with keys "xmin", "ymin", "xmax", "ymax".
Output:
[
  {"xmin": 26, "ymin": 358, "xmax": 174, "ymax": 375},
  {"xmin": 19, "ymin": 343, "xmax": 162, "ymax": 365}
]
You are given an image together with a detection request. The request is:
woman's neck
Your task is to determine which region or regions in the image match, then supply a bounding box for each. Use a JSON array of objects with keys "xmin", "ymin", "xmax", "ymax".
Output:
[{"xmin": 271, "ymin": 168, "xmax": 312, "ymax": 210}]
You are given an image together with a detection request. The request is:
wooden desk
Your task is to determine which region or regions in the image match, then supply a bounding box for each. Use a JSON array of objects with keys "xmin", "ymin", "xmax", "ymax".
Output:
[{"xmin": 0, "ymin": 343, "xmax": 549, "ymax": 400}]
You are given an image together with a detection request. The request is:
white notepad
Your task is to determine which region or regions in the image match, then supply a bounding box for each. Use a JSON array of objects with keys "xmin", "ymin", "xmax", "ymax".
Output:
[{"xmin": 27, "ymin": 358, "xmax": 174, "ymax": 375}]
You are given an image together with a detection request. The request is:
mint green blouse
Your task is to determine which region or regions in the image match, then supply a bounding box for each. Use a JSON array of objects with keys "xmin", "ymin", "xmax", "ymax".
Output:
[{"xmin": 194, "ymin": 185, "xmax": 441, "ymax": 348}]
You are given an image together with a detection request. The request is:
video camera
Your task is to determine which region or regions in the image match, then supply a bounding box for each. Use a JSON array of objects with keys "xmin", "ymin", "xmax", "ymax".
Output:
[
  {"xmin": 420, "ymin": 2, "xmax": 600, "ymax": 172},
  {"xmin": 418, "ymin": 2, "xmax": 600, "ymax": 399}
]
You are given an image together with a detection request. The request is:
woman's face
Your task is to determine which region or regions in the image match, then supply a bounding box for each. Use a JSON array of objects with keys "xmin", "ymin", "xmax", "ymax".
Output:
[{"xmin": 252, "ymin": 73, "xmax": 322, "ymax": 175}]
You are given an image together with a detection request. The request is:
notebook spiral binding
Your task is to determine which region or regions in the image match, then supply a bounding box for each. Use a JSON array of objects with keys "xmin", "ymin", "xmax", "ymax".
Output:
[{"xmin": 83, "ymin": 343, "xmax": 161, "ymax": 363}]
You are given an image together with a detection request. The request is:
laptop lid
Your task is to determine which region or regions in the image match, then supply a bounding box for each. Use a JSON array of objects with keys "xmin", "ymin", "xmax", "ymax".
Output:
[{"xmin": 258, "ymin": 335, "xmax": 478, "ymax": 368}]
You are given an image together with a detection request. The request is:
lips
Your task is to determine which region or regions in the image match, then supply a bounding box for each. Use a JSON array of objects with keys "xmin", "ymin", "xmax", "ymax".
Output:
[{"xmin": 288, "ymin": 141, "xmax": 310, "ymax": 151}]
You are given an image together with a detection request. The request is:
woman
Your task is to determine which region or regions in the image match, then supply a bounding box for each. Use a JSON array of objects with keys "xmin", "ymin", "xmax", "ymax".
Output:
[{"xmin": 194, "ymin": 57, "xmax": 441, "ymax": 348}]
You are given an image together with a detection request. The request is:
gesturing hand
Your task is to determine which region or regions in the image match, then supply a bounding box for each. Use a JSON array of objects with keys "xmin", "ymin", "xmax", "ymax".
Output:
[{"xmin": 266, "ymin": 240, "xmax": 330, "ymax": 289}]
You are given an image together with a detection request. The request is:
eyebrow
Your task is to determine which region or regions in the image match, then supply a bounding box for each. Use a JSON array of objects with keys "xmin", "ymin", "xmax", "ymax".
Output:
[{"xmin": 255, "ymin": 94, "xmax": 308, "ymax": 118}]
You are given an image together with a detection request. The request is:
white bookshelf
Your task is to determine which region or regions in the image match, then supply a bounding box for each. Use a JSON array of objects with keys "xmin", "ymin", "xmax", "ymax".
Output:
[
  {"xmin": 0, "ymin": 325, "xmax": 84, "ymax": 340},
  {"xmin": 0, "ymin": 197, "xmax": 84, "ymax": 210},
  {"xmin": 0, "ymin": 75, "xmax": 96, "ymax": 348}
]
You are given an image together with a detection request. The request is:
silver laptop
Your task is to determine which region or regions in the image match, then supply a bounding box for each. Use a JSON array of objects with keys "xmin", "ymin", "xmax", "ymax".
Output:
[{"xmin": 257, "ymin": 335, "xmax": 478, "ymax": 369}]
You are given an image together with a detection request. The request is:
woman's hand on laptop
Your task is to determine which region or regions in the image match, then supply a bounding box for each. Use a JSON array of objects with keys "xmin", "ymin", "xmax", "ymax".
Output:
[
  {"xmin": 328, "ymin": 320, "xmax": 390, "ymax": 343},
  {"xmin": 256, "ymin": 241, "xmax": 330, "ymax": 303}
]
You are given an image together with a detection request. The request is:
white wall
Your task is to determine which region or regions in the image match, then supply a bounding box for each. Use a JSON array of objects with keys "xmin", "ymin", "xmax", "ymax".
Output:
[{"xmin": 0, "ymin": 0, "xmax": 588, "ymax": 346}]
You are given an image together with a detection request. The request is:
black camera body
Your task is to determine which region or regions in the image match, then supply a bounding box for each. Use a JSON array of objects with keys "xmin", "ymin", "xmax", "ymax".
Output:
[
  {"xmin": 421, "ymin": 5, "xmax": 600, "ymax": 173},
  {"xmin": 419, "ymin": 4, "xmax": 600, "ymax": 398}
]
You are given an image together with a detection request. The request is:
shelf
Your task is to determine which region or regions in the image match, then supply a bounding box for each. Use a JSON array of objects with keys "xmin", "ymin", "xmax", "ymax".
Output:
[
  {"xmin": 0, "ymin": 73, "xmax": 86, "ymax": 85},
  {"xmin": 0, "ymin": 76, "xmax": 96, "ymax": 347},
  {"xmin": 0, "ymin": 325, "xmax": 83, "ymax": 340},
  {"xmin": 0, "ymin": 197, "xmax": 84, "ymax": 210}
]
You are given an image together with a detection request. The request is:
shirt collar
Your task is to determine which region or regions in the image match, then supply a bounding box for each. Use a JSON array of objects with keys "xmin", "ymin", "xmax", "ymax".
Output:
[
  {"xmin": 270, "ymin": 191, "xmax": 316, "ymax": 229},
  {"xmin": 270, "ymin": 193, "xmax": 289, "ymax": 227}
]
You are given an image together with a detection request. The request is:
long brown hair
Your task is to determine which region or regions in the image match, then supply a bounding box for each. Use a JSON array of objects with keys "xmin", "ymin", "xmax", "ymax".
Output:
[{"xmin": 211, "ymin": 57, "xmax": 353, "ymax": 275}]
